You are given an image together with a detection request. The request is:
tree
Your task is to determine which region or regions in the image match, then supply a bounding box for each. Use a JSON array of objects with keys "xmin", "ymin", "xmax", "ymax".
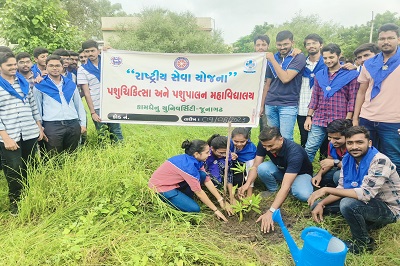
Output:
[
  {"xmin": 61, "ymin": 0, "xmax": 127, "ymax": 40},
  {"xmin": 110, "ymin": 8, "xmax": 230, "ymax": 54},
  {"xmin": 0, "ymin": 0, "xmax": 84, "ymax": 53},
  {"xmin": 233, "ymin": 22, "xmax": 274, "ymax": 53}
]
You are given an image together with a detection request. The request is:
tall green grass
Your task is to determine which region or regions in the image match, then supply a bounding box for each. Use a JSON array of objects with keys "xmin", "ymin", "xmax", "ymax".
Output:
[{"xmin": 0, "ymin": 124, "xmax": 399, "ymax": 265}]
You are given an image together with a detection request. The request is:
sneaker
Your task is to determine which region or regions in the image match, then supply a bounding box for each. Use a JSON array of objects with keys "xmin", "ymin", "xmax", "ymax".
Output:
[
  {"xmin": 10, "ymin": 201, "xmax": 18, "ymax": 216},
  {"xmin": 259, "ymin": 191, "xmax": 274, "ymax": 198},
  {"xmin": 344, "ymin": 238, "xmax": 376, "ymax": 254}
]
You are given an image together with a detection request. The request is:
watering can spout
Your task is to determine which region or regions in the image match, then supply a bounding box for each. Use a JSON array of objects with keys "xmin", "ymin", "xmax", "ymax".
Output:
[{"xmin": 272, "ymin": 209, "xmax": 300, "ymax": 262}]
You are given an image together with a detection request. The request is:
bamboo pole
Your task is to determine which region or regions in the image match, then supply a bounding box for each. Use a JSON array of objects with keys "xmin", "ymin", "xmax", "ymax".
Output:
[{"xmin": 223, "ymin": 122, "xmax": 232, "ymax": 197}]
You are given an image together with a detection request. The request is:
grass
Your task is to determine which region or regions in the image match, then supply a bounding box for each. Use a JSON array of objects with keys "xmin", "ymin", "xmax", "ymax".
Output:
[{"xmin": 0, "ymin": 123, "xmax": 399, "ymax": 265}]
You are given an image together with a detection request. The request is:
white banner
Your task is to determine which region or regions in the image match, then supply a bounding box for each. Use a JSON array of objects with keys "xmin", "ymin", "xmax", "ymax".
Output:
[{"xmin": 100, "ymin": 50, "xmax": 266, "ymax": 127}]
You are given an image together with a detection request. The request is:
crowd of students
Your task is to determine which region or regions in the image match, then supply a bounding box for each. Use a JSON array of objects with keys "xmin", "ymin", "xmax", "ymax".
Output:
[
  {"xmin": 0, "ymin": 22, "xmax": 399, "ymax": 256},
  {"xmin": 149, "ymin": 23, "xmax": 400, "ymax": 255}
]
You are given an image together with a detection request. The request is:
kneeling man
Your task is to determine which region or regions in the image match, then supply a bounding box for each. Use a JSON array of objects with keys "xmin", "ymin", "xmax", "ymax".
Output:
[{"xmin": 308, "ymin": 126, "xmax": 400, "ymax": 254}]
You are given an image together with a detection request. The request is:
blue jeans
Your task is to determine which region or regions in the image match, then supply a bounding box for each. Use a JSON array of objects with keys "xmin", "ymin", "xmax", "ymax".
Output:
[
  {"xmin": 93, "ymin": 109, "xmax": 124, "ymax": 142},
  {"xmin": 315, "ymin": 198, "xmax": 396, "ymax": 243},
  {"xmin": 320, "ymin": 168, "xmax": 341, "ymax": 187},
  {"xmin": 359, "ymin": 118, "xmax": 400, "ymax": 175},
  {"xmin": 257, "ymin": 161, "xmax": 313, "ymax": 201},
  {"xmin": 159, "ymin": 189, "xmax": 200, "ymax": 212},
  {"xmin": 265, "ymin": 105, "xmax": 298, "ymax": 141},
  {"xmin": 305, "ymin": 124, "xmax": 327, "ymax": 162}
]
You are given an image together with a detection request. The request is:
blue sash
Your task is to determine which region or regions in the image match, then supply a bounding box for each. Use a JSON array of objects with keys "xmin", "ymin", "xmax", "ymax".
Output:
[
  {"xmin": 364, "ymin": 48, "xmax": 400, "ymax": 100},
  {"xmin": 81, "ymin": 56, "xmax": 101, "ymax": 81},
  {"xmin": 31, "ymin": 64, "xmax": 42, "ymax": 78},
  {"xmin": 230, "ymin": 139, "xmax": 256, "ymax": 162},
  {"xmin": 302, "ymin": 56, "xmax": 325, "ymax": 88},
  {"xmin": 168, "ymin": 154, "xmax": 203, "ymax": 182},
  {"xmin": 0, "ymin": 73, "xmax": 30, "ymax": 102},
  {"xmin": 328, "ymin": 142, "xmax": 346, "ymax": 160},
  {"xmin": 35, "ymin": 75, "xmax": 76, "ymax": 104},
  {"xmin": 315, "ymin": 67, "xmax": 359, "ymax": 98},
  {"xmin": 267, "ymin": 51, "xmax": 295, "ymax": 78},
  {"xmin": 64, "ymin": 71, "xmax": 73, "ymax": 80},
  {"xmin": 342, "ymin": 146, "xmax": 379, "ymax": 189}
]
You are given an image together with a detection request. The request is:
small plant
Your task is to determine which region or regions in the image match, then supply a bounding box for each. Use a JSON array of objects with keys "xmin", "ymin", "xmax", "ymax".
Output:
[{"xmin": 231, "ymin": 194, "xmax": 262, "ymax": 222}]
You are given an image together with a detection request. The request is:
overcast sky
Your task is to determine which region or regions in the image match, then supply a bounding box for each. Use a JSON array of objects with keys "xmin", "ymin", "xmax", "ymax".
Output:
[{"xmin": 110, "ymin": 0, "xmax": 399, "ymax": 43}]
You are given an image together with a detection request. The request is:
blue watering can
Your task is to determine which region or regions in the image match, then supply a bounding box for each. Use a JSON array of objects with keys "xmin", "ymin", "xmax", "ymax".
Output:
[{"xmin": 272, "ymin": 209, "xmax": 348, "ymax": 266}]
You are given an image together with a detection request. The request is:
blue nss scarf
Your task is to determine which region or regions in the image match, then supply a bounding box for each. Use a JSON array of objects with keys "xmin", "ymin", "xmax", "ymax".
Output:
[
  {"xmin": 81, "ymin": 56, "xmax": 101, "ymax": 82},
  {"xmin": 0, "ymin": 72, "xmax": 30, "ymax": 102},
  {"xmin": 342, "ymin": 146, "xmax": 379, "ymax": 189},
  {"xmin": 31, "ymin": 64, "xmax": 42, "ymax": 78},
  {"xmin": 168, "ymin": 154, "xmax": 204, "ymax": 182},
  {"xmin": 35, "ymin": 75, "xmax": 76, "ymax": 104},
  {"xmin": 267, "ymin": 51, "xmax": 295, "ymax": 78},
  {"xmin": 230, "ymin": 140, "xmax": 256, "ymax": 162},
  {"xmin": 302, "ymin": 56, "xmax": 325, "ymax": 88},
  {"xmin": 315, "ymin": 66, "xmax": 359, "ymax": 98},
  {"xmin": 329, "ymin": 142, "xmax": 346, "ymax": 160},
  {"xmin": 363, "ymin": 48, "xmax": 400, "ymax": 100}
]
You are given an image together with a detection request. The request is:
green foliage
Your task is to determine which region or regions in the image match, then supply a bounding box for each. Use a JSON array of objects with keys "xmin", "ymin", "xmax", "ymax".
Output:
[
  {"xmin": 110, "ymin": 8, "xmax": 231, "ymax": 54},
  {"xmin": 0, "ymin": 0, "xmax": 84, "ymax": 53},
  {"xmin": 232, "ymin": 194, "xmax": 262, "ymax": 222},
  {"xmin": 61, "ymin": 0, "xmax": 127, "ymax": 39},
  {"xmin": 233, "ymin": 22, "xmax": 274, "ymax": 53},
  {"xmin": 231, "ymin": 161, "xmax": 247, "ymax": 174}
]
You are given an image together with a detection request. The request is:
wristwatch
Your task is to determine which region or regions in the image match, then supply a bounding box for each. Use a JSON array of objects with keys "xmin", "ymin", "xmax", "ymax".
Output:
[
  {"xmin": 333, "ymin": 159, "xmax": 340, "ymax": 167},
  {"xmin": 268, "ymin": 207, "xmax": 276, "ymax": 213}
]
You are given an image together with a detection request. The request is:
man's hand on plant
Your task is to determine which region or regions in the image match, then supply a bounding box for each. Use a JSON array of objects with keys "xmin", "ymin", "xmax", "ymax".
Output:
[
  {"xmin": 256, "ymin": 211, "xmax": 274, "ymax": 233},
  {"xmin": 238, "ymin": 184, "xmax": 249, "ymax": 199}
]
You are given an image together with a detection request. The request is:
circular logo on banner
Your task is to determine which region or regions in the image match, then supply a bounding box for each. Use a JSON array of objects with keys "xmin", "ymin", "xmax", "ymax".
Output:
[
  {"xmin": 174, "ymin": 57, "xmax": 190, "ymax": 70},
  {"xmin": 244, "ymin": 59, "xmax": 256, "ymax": 71},
  {"xmin": 110, "ymin": 56, "xmax": 123, "ymax": 67}
]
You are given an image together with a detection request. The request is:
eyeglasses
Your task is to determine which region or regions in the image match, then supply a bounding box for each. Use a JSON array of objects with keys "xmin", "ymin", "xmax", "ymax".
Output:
[
  {"xmin": 378, "ymin": 37, "xmax": 397, "ymax": 42},
  {"xmin": 47, "ymin": 64, "xmax": 62, "ymax": 68},
  {"xmin": 18, "ymin": 61, "xmax": 31, "ymax": 65}
]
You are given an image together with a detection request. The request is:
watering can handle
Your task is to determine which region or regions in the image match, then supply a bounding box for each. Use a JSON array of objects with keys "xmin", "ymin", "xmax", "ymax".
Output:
[{"xmin": 301, "ymin": 226, "xmax": 332, "ymax": 239}]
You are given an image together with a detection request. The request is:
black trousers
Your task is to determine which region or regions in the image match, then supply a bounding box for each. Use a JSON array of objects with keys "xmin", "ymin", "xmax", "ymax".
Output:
[
  {"xmin": 0, "ymin": 137, "xmax": 37, "ymax": 203},
  {"xmin": 43, "ymin": 120, "xmax": 81, "ymax": 154}
]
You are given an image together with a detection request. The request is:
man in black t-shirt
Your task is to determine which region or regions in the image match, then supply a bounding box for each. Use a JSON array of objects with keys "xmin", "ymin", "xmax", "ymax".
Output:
[{"xmin": 238, "ymin": 126, "xmax": 313, "ymax": 233}]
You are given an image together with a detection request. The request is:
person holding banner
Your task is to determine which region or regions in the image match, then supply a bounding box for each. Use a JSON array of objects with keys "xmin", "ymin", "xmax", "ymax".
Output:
[
  {"xmin": 77, "ymin": 40, "xmax": 123, "ymax": 142},
  {"xmin": 149, "ymin": 139, "xmax": 232, "ymax": 221}
]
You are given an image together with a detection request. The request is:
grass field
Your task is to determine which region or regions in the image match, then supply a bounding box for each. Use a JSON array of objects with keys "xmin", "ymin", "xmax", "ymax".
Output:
[{"xmin": 0, "ymin": 123, "xmax": 399, "ymax": 265}]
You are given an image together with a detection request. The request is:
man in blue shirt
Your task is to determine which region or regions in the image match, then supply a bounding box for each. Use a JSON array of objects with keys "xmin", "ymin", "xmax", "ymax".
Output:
[
  {"xmin": 33, "ymin": 55, "xmax": 86, "ymax": 154},
  {"xmin": 261, "ymin": 30, "xmax": 306, "ymax": 141}
]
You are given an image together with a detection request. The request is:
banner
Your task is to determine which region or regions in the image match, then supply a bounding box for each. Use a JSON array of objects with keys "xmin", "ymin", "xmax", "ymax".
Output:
[{"xmin": 100, "ymin": 50, "xmax": 266, "ymax": 127}]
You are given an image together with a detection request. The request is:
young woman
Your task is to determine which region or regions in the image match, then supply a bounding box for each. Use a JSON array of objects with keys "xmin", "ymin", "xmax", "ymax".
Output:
[
  {"xmin": 149, "ymin": 139, "xmax": 231, "ymax": 221},
  {"xmin": 230, "ymin": 128, "xmax": 257, "ymax": 197}
]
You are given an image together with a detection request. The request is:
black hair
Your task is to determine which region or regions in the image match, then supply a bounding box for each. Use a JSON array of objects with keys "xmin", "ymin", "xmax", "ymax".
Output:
[
  {"xmin": 321, "ymin": 43, "xmax": 341, "ymax": 56},
  {"xmin": 82, "ymin": 40, "xmax": 99, "ymax": 50},
  {"xmin": 326, "ymin": 119, "xmax": 353, "ymax": 135},
  {"xmin": 78, "ymin": 49, "xmax": 84, "ymax": 54},
  {"xmin": 276, "ymin": 30, "xmax": 293, "ymax": 42},
  {"xmin": 52, "ymin": 48, "xmax": 70, "ymax": 57},
  {"xmin": 258, "ymin": 126, "xmax": 282, "ymax": 142},
  {"xmin": 33, "ymin": 47, "xmax": 49, "ymax": 58},
  {"xmin": 344, "ymin": 126, "xmax": 370, "ymax": 141},
  {"xmin": 181, "ymin": 139, "xmax": 208, "ymax": 156},
  {"xmin": 353, "ymin": 43, "xmax": 380, "ymax": 56},
  {"xmin": 254, "ymin": 35, "xmax": 271, "ymax": 45},
  {"xmin": 68, "ymin": 50, "xmax": 79, "ymax": 57},
  {"xmin": 0, "ymin": 52, "xmax": 15, "ymax": 65},
  {"xmin": 207, "ymin": 134, "xmax": 228, "ymax": 149},
  {"xmin": 303, "ymin": 33, "xmax": 323, "ymax": 47},
  {"xmin": 0, "ymin": 46, "xmax": 12, "ymax": 53},
  {"xmin": 16, "ymin": 52, "xmax": 31, "ymax": 62},
  {"xmin": 231, "ymin": 127, "xmax": 250, "ymax": 139},
  {"xmin": 378, "ymin": 23, "xmax": 399, "ymax": 37},
  {"xmin": 46, "ymin": 55, "xmax": 62, "ymax": 65}
]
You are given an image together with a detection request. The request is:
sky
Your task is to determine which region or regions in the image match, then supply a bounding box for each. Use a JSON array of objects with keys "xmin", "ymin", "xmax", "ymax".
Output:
[{"xmin": 110, "ymin": 0, "xmax": 400, "ymax": 43}]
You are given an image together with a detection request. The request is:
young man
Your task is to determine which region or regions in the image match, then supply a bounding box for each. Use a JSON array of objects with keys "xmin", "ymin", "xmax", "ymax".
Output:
[
  {"xmin": 68, "ymin": 50, "xmax": 79, "ymax": 76},
  {"xmin": 297, "ymin": 34, "xmax": 325, "ymax": 147},
  {"xmin": 261, "ymin": 30, "xmax": 306, "ymax": 141},
  {"xmin": 304, "ymin": 43, "xmax": 359, "ymax": 162},
  {"xmin": 77, "ymin": 40, "xmax": 123, "ymax": 142},
  {"xmin": 52, "ymin": 49, "xmax": 76, "ymax": 83},
  {"xmin": 238, "ymin": 126, "xmax": 313, "ymax": 233},
  {"xmin": 308, "ymin": 126, "xmax": 400, "ymax": 254},
  {"xmin": 311, "ymin": 119, "xmax": 352, "ymax": 188},
  {"xmin": 353, "ymin": 23, "xmax": 400, "ymax": 175},
  {"xmin": 32, "ymin": 47, "xmax": 48, "ymax": 77},
  {"xmin": 16, "ymin": 52, "xmax": 35, "ymax": 88},
  {"xmin": 353, "ymin": 43, "xmax": 380, "ymax": 67},
  {"xmin": 0, "ymin": 52, "xmax": 44, "ymax": 214},
  {"xmin": 78, "ymin": 49, "xmax": 87, "ymax": 65},
  {"xmin": 33, "ymin": 55, "xmax": 86, "ymax": 154}
]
